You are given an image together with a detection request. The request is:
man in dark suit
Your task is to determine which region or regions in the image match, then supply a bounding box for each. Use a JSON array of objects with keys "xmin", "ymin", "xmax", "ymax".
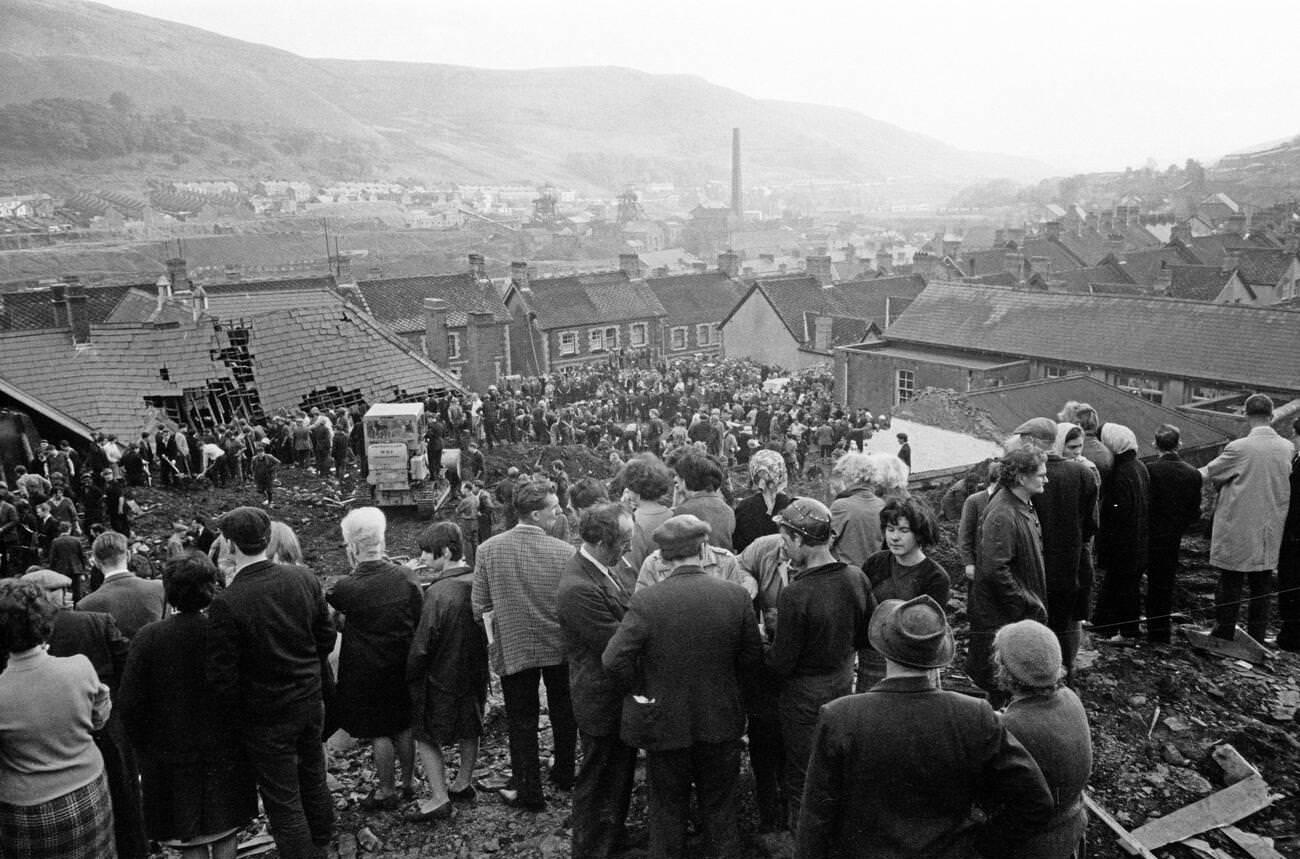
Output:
[
  {"xmin": 48, "ymin": 520, "xmax": 87, "ymax": 603},
  {"xmin": 1145, "ymin": 424, "xmax": 1204, "ymax": 644},
  {"xmin": 207, "ymin": 506, "xmax": 336, "ymax": 859},
  {"xmin": 558, "ymin": 503, "xmax": 637, "ymax": 859},
  {"xmin": 78, "ymin": 530, "xmax": 165, "ymax": 640},
  {"xmin": 603, "ymin": 515, "xmax": 762, "ymax": 859}
]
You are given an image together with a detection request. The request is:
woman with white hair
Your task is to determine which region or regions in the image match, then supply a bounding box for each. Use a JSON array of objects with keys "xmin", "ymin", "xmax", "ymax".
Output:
[
  {"xmin": 1091, "ymin": 424, "xmax": 1150, "ymax": 642},
  {"xmin": 829, "ymin": 451, "xmax": 910, "ymax": 568},
  {"xmin": 328, "ymin": 507, "xmax": 424, "ymax": 810}
]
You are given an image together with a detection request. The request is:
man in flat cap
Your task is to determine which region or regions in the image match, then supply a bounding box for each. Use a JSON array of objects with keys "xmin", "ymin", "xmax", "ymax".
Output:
[
  {"xmin": 603, "ymin": 514, "xmax": 762, "ymax": 859},
  {"xmin": 797, "ymin": 596, "xmax": 1053, "ymax": 858}
]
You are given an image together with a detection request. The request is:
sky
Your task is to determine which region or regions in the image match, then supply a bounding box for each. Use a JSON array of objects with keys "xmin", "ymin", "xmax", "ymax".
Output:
[{"xmin": 94, "ymin": 0, "xmax": 1300, "ymax": 174}]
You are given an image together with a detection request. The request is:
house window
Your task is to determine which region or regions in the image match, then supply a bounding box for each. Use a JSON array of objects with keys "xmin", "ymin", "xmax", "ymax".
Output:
[
  {"xmin": 895, "ymin": 369, "xmax": 915, "ymax": 405},
  {"xmin": 559, "ymin": 330, "xmax": 578, "ymax": 355},
  {"xmin": 1116, "ymin": 374, "xmax": 1164, "ymax": 404},
  {"xmin": 589, "ymin": 328, "xmax": 605, "ymax": 352},
  {"xmin": 605, "ymin": 326, "xmax": 619, "ymax": 350},
  {"xmin": 1043, "ymin": 364, "xmax": 1068, "ymax": 379},
  {"xmin": 630, "ymin": 322, "xmax": 647, "ymax": 348},
  {"xmin": 670, "ymin": 326, "xmax": 688, "ymax": 350},
  {"xmin": 447, "ymin": 332, "xmax": 461, "ymax": 360},
  {"xmin": 697, "ymin": 323, "xmax": 712, "ymax": 346},
  {"xmin": 1189, "ymin": 384, "xmax": 1234, "ymax": 402}
]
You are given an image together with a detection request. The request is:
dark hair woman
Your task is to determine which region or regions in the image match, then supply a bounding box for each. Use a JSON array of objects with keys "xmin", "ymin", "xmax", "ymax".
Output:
[
  {"xmin": 118, "ymin": 552, "xmax": 258, "ymax": 859},
  {"xmin": 0, "ymin": 579, "xmax": 116, "ymax": 858}
]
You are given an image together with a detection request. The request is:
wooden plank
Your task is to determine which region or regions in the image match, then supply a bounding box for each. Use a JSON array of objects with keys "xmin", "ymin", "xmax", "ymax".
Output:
[
  {"xmin": 1083, "ymin": 793, "xmax": 1160, "ymax": 858},
  {"xmin": 1212, "ymin": 744, "xmax": 1260, "ymax": 785},
  {"xmin": 1131, "ymin": 775, "xmax": 1273, "ymax": 850},
  {"xmin": 1182, "ymin": 626, "xmax": 1270, "ymax": 665},
  {"xmin": 1220, "ymin": 825, "xmax": 1286, "ymax": 859}
]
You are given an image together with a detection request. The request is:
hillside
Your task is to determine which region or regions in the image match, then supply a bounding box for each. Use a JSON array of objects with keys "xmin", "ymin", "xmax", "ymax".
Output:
[{"xmin": 0, "ymin": 0, "xmax": 1052, "ymax": 190}]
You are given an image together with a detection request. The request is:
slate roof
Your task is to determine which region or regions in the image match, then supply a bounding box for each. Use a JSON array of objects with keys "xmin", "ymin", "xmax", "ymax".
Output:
[
  {"xmin": 1117, "ymin": 245, "xmax": 1201, "ymax": 285},
  {"xmin": 514, "ymin": 271, "xmax": 667, "ymax": 329},
  {"xmin": 959, "ymin": 374, "xmax": 1230, "ymax": 459},
  {"xmin": 882, "ymin": 281, "xmax": 1300, "ymax": 392},
  {"xmin": 797, "ymin": 312, "xmax": 876, "ymax": 350},
  {"xmin": 357, "ymin": 273, "xmax": 511, "ymax": 332},
  {"xmin": 643, "ymin": 271, "xmax": 747, "ymax": 327},
  {"xmin": 0, "ymin": 300, "xmax": 462, "ymax": 439},
  {"xmin": 1234, "ymin": 248, "xmax": 1297, "ymax": 286},
  {"xmin": 1178, "ymin": 233, "xmax": 1268, "ymax": 268},
  {"xmin": 1167, "ymin": 266, "xmax": 1233, "ymax": 302},
  {"xmin": 0, "ymin": 283, "xmax": 143, "ymax": 330},
  {"xmin": 1050, "ymin": 262, "xmax": 1133, "ymax": 294},
  {"xmin": 722, "ymin": 274, "xmax": 927, "ymax": 344},
  {"xmin": 1020, "ymin": 237, "xmax": 1088, "ymax": 272}
]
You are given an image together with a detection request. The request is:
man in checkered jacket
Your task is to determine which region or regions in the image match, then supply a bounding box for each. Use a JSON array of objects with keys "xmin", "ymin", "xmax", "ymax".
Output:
[{"xmin": 471, "ymin": 477, "xmax": 578, "ymax": 811}]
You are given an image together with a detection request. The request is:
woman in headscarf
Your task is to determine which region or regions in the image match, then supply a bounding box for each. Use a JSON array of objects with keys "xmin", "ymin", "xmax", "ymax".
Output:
[
  {"xmin": 733, "ymin": 450, "xmax": 792, "ymax": 553},
  {"xmin": 1091, "ymin": 424, "xmax": 1150, "ymax": 642}
]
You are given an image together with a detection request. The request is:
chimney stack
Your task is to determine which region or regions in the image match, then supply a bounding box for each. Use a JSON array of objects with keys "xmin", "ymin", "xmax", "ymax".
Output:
[
  {"xmin": 154, "ymin": 275, "xmax": 171, "ymax": 313},
  {"xmin": 423, "ymin": 298, "xmax": 450, "ymax": 365},
  {"xmin": 510, "ymin": 261, "xmax": 531, "ymax": 292},
  {"xmin": 813, "ymin": 315, "xmax": 833, "ymax": 352},
  {"xmin": 618, "ymin": 253, "xmax": 642, "ymax": 280},
  {"xmin": 49, "ymin": 282, "xmax": 69, "ymax": 329},
  {"xmin": 1221, "ymin": 248, "xmax": 1241, "ymax": 274},
  {"xmin": 334, "ymin": 252, "xmax": 356, "ymax": 287},
  {"xmin": 464, "ymin": 310, "xmax": 495, "ymax": 390},
  {"xmin": 874, "ymin": 249, "xmax": 892, "ymax": 274},
  {"xmin": 911, "ymin": 252, "xmax": 941, "ymax": 283},
  {"xmin": 1170, "ymin": 222, "xmax": 1192, "ymax": 245},
  {"xmin": 731, "ymin": 127, "xmax": 742, "ymax": 220},
  {"xmin": 1043, "ymin": 221, "xmax": 1061, "ymax": 241},
  {"xmin": 468, "ymin": 253, "xmax": 486, "ymax": 281},
  {"xmin": 223, "ymin": 264, "xmax": 242, "ymax": 283},
  {"xmin": 942, "ymin": 234, "xmax": 962, "ymax": 259},
  {"xmin": 64, "ymin": 277, "xmax": 90, "ymax": 344},
  {"xmin": 806, "ymin": 254, "xmax": 833, "ymax": 286},
  {"xmin": 717, "ymin": 251, "xmax": 739, "ymax": 278},
  {"xmin": 166, "ymin": 257, "xmax": 189, "ymax": 293}
]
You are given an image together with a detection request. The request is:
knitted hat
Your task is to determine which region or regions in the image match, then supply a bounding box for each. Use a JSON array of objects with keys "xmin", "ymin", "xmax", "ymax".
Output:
[
  {"xmin": 993, "ymin": 620, "xmax": 1063, "ymax": 688},
  {"xmin": 748, "ymin": 449, "xmax": 787, "ymax": 492},
  {"xmin": 868, "ymin": 595, "xmax": 954, "ymax": 669}
]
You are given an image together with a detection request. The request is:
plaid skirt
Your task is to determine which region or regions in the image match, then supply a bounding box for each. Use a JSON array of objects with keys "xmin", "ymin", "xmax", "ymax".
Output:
[{"xmin": 0, "ymin": 773, "xmax": 116, "ymax": 858}]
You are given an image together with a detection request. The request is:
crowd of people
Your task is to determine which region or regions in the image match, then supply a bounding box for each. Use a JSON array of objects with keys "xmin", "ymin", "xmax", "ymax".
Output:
[{"xmin": 2, "ymin": 351, "xmax": 1299, "ymax": 858}]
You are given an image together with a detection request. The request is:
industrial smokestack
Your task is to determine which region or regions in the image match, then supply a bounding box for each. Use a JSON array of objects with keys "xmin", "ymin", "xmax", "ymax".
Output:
[{"xmin": 731, "ymin": 128, "xmax": 742, "ymax": 219}]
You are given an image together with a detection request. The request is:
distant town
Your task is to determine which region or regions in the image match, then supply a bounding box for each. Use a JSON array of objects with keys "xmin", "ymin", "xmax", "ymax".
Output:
[{"xmin": 1, "ymin": 127, "xmax": 1298, "ymax": 448}]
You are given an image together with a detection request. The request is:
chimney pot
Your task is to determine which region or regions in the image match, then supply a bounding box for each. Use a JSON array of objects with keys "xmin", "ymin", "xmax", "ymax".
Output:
[{"xmin": 166, "ymin": 257, "xmax": 189, "ymax": 293}]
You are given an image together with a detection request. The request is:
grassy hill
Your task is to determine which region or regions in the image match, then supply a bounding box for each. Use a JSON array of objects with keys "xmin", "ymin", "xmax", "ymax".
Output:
[{"xmin": 0, "ymin": 0, "xmax": 1052, "ymax": 191}]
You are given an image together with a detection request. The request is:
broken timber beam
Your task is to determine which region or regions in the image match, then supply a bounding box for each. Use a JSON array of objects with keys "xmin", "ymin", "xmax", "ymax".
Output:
[
  {"xmin": 1082, "ymin": 793, "xmax": 1159, "ymax": 858},
  {"xmin": 1130, "ymin": 774, "xmax": 1273, "ymax": 851},
  {"xmin": 1220, "ymin": 825, "xmax": 1286, "ymax": 859}
]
